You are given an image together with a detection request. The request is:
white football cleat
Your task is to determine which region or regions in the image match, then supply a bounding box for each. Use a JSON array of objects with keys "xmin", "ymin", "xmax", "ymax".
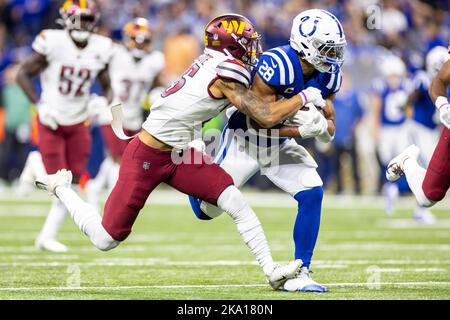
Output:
[
  {"xmin": 386, "ymin": 145, "xmax": 420, "ymax": 182},
  {"xmin": 35, "ymin": 237, "xmax": 68, "ymax": 253},
  {"xmin": 35, "ymin": 169, "xmax": 73, "ymax": 196},
  {"xmin": 266, "ymin": 259, "xmax": 302, "ymax": 290},
  {"xmin": 283, "ymin": 267, "xmax": 329, "ymax": 292}
]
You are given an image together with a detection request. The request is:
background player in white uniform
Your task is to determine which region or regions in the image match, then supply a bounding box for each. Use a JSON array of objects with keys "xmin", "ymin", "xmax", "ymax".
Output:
[
  {"xmin": 86, "ymin": 18, "xmax": 165, "ymax": 210},
  {"xmin": 404, "ymin": 46, "xmax": 450, "ymax": 223},
  {"xmin": 34, "ymin": 14, "xmax": 328, "ymax": 289},
  {"xmin": 16, "ymin": 0, "xmax": 114, "ymax": 252},
  {"xmin": 371, "ymin": 55, "xmax": 412, "ymax": 215},
  {"xmin": 189, "ymin": 9, "xmax": 345, "ymax": 292}
]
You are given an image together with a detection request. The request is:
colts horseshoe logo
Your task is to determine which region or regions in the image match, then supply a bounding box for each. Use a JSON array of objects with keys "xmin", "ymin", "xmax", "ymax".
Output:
[{"xmin": 299, "ymin": 16, "xmax": 320, "ymax": 37}]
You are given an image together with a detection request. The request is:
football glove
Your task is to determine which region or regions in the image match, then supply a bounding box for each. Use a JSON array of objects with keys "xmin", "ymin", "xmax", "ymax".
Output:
[
  {"xmin": 37, "ymin": 102, "xmax": 58, "ymax": 130},
  {"xmin": 285, "ymin": 103, "xmax": 317, "ymax": 126},
  {"xmin": 299, "ymin": 87, "xmax": 326, "ymax": 109},
  {"xmin": 435, "ymin": 96, "xmax": 450, "ymax": 129},
  {"xmin": 87, "ymin": 95, "xmax": 112, "ymax": 125},
  {"xmin": 298, "ymin": 107, "xmax": 328, "ymax": 139}
]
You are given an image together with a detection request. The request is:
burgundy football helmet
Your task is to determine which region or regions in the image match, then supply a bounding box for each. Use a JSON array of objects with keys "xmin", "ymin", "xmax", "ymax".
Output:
[{"xmin": 204, "ymin": 14, "xmax": 262, "ymax": 66}]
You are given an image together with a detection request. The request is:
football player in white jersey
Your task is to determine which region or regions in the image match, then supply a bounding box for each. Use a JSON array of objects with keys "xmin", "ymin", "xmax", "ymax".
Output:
[
  {"xmin": 34, "ymin": 14, "xmax": 329, "ymax": 288},
  {"xmin": 17, "ymin": 0, "xmax": 114, "ymax": 252},
  {"xmin": 86, "ymin": 18, "xmax": 165, "ymax": 210}
]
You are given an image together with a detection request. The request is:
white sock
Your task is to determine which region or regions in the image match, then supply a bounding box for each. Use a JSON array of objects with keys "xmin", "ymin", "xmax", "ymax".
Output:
[
  {"xmin": 404, "ymin": 158, "xmax": 435, "ymax": 207},
  {"xmin": 38, "ymin": 198, "xmax": 68, "ymax": 240},
  {"xmin": 217, "ymin": 185, "xmax": 274, "ymax": 275},
  {"xmin": 86, "ymin": 157, "xmax": 114, "ymax": 208},
  {"xmin": 106, "ymin": 161, "xmax": 120, "ymax": 192},
  {"xmin": 56, "ymin": 186, "xmax": 120, "ymax": 251}
]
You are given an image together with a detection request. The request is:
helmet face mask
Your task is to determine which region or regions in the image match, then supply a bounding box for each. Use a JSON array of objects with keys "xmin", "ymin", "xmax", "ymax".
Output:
[{"xmin": 311, "ymin": 39, "xmax": 345, "ymax": 73}]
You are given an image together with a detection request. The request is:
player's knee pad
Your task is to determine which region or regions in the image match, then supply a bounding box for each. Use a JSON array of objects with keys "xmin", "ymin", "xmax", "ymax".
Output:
[
  {"xmin": 91, "ymin": 226, "xmax": 120, "ymax": 251},
  {"xmin": 294, "ymin": 186, "xmax": 324, "ymax": 209}
]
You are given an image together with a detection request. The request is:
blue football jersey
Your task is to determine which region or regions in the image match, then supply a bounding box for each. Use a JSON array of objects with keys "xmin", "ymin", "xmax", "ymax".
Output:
[
  {"xmin": 227, "ymin": 44, "xmax": 342, "ymax": 142},
  {"xmin": 372, "ymin": 79, "xmax": 410, "ymax": 126},
  {"xmin": 412, "ymin": 71, "xmax": 437, "ymax": 129},
  {"xmin": 255, "ymin": 44, "xmax": 342, "ymax": 98}
]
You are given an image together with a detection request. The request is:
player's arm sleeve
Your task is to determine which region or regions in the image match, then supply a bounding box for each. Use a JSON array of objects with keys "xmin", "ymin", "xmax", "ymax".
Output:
[
  {"xmin": 215, "ymin": 59, "xmax": 251, "ymax": 88},
  {"xmin": 31, "ymin": 31, "xmax": 50, "ymax": 56}
]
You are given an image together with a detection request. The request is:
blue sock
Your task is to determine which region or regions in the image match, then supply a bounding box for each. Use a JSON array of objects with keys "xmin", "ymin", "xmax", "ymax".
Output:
[
  {"xmin": 188, "ymin": 196, "xmax": 212, "ymax": 220},
  {"xmin": 293, "ymin": 187, "xmax": 324, "ymax": 268}
]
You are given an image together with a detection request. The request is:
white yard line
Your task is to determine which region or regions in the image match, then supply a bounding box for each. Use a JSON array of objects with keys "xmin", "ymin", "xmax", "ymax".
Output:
[
  {"xmin": 0, "ymin": 281, "xmax": 449, "ymax": 291},
  {"xmin": 1, "ymin": 189, "xmax": 449, "ymax": 210},
  {"xmin": 0, "ymin": 259, "xmax": 448, "ymax": 269}
]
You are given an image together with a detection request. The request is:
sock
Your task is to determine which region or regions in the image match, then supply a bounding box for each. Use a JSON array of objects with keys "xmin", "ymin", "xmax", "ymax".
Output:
[
  {"xmin": 38, "ymin": 198, "xmax": 68, "ymax": 240},
  {"xmin": 216, "ymin": 185, "xmax": 274, "ymax": 275},
  {"xmin": 87, "ymin": 157, "xmax": 113, "ymax": 207},
  {"xmin": 403, "ymin": 158, "xmax": 434, "ymax": 207},
  {"xmin": 293, "ymin": 187, "xmax": 323, "ymax": 268},
  {"xmin": 106, "ymin": 161, "xmax": 120, "ymax": 191},
  {"xmin": 56, "ymin": 185, "xmax": 119, "ymax": 251}
]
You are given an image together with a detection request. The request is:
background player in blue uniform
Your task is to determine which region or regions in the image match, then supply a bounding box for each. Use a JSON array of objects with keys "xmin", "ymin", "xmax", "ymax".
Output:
[
  {"xmin": 404, "ymin": 45, "xmax": 450, "ymax": 223},
  {"xmin": 371, "ymin": 55, "xmax": 412, "ymax": 215},
  {"xmin": 189, "ymin": 9, "xmax": 346, "ymax": 292}
]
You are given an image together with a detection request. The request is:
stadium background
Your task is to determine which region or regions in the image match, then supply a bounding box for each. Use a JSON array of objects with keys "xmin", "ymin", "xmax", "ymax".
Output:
[
  {"xmin": 0, "ymin": 0, "xmax": 449, "ymax": 195},
  {"xmin": 0, "ymin": 0, "xmax": 449, "ymax": 300}
]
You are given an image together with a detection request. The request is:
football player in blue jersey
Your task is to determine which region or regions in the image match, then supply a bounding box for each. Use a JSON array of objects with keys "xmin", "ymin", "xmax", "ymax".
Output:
[
  {"xmin": 404, "ymin": 46, "xmax": 449, "ymax": 223},
  {"xmin": 371, "ymin": 55, "xmax": 412, "ymax": 215},
  {"xmin": 189, "ymin": 9, "xmax": 346, "ymax": 292}
]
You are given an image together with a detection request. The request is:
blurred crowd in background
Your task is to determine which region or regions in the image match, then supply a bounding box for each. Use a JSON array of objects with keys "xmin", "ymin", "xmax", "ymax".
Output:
[{"xmin": 0, "ymin": 0, "xmax": 449, "ymax": 194}]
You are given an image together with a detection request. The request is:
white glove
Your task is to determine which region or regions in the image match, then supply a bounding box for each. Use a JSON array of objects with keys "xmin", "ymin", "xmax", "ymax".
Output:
[
  {"xmin": 87, "ymin": 95, "xmax": 112, "ymax": 125},
  {"xmin": 37, "ymin": 102, "xmax": 58, "ymax": 130},
  {"xmin": 285, "ymin": 103, "xmax": 318, "ymax": 126},
  {"xmin": 299, "ymin": 87, "xmax": 326, "ymax": 109},
  {"xmin": 435, "ymin": 96, "xmax": 450, "ymax": 129},
  {"xmin": 298, "ymin": 108, "xmax": 328, "ymax": 139}
]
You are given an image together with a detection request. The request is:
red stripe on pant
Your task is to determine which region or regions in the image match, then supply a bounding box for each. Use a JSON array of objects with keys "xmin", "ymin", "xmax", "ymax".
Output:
[{"xmin": 101, "ymin": 137, "xmax": 234, "ymax": 241}]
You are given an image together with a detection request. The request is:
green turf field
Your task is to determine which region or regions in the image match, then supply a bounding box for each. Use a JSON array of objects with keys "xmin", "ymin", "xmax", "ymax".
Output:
[{"xmin": 0, "ymin": 191, "xmax": 449, "ymax": 300}]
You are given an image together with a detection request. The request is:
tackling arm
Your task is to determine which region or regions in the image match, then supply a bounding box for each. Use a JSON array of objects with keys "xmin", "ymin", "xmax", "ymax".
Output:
[
  {"xmin": 16, "ymin": 51, "xmax": 48, "ymax": 104},
  {"xmin": 430, "ymin": 59, "xmax": 450, "ymax": 103},
  {"xmin": 210, "ymin": 76, "xmax": 303, "ymax": 128},
  {"xmin": 429, "ymin": 59, "xmax": 450, "ymax": 128}
]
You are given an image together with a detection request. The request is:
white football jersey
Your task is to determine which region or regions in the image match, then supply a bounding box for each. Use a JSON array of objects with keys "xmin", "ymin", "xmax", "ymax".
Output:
[
  {"xmin": 32, "ymin": 29, "xmax": 113, "ymax": 125},
  {"xmin": 109, "ymin": 44, "xmax": 164, "ymax": 131},
  {"xmin": 142, "ymin": 48, "xmax": 251, "ymax": 149}
]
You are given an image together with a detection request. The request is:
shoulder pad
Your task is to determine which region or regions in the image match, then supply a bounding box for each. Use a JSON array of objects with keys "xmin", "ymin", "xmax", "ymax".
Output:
[
  {"xmin": 216, "ymin": 59, "xmax": 251, "ymax": 88},
  {"xmin": 256, "ymin": 48, "xmax": 295, "ymax": 87}
]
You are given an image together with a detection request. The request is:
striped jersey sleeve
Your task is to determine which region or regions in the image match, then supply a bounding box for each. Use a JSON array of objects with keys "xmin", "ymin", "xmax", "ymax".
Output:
[
  {"xmin": 256, "ymin": 48, "xmax": 295, "ymax": 87},
  {"xmin": 215, "ymin": 59, "xmax": 251, "ymax": 88}
]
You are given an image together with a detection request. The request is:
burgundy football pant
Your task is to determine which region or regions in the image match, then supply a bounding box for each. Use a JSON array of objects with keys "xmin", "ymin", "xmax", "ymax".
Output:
[
  {"xmin": 38, "ymin": 121, "xmax": 91, "ymax": 181},
  {"xmin": 102, "ymin": 136, "xmax": 234, "ymax": 241},
  {"xmin": 422, "ymin": 127, "xmax": 450, "ymax": 202}
]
